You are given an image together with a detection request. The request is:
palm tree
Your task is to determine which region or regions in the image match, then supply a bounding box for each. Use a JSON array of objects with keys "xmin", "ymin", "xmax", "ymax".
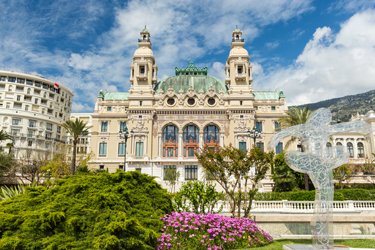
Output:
[
  {"xmin": 63, "ymin": 119, "xmax": 90, "ymax": 174},
  {"xmin": 279, "ymin": 107, "xmax": 312, "ymax": 129},
  {"xmin": 0, "ymin": 130, "xmax": 12, "ymax": 142},
  {"xmin": 279, "ymin": 107, "xmax": 312, "ymax": 190}
]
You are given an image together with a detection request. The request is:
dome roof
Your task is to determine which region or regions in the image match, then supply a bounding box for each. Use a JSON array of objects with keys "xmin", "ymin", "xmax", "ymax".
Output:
[
  {"xmin": 155, "ymin": 75, "xmax": 227, "ymax": 94},
  {"xmin": 133, "ymin": 46, "xmax": 153, "ymax": 57},
  {"xmin": 229, "ymin": 47, "xmax": 249, "ymax": 57}
]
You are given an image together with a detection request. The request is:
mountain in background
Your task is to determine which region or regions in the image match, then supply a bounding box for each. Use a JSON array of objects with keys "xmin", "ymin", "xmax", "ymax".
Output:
[{"xmin": 295, "ymin": 89, "xmax": 375, "ymax": 122}]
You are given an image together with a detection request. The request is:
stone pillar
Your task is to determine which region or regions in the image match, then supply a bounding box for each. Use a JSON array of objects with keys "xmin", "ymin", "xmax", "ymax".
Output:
[{"xmin": 178, "ymin": 133, "xmax": 183, "ymax": 159}]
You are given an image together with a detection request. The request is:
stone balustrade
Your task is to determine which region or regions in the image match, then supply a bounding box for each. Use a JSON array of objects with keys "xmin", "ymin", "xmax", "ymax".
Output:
[{"xmin": 215, "ymin": 200, "xmax": 375, "ymax": 214}]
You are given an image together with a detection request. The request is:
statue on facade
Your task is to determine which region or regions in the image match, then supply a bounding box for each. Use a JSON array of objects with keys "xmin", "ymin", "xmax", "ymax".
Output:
[{"xmin": 270, "ymin": 108, "xmax": 370, "ymax": 249}]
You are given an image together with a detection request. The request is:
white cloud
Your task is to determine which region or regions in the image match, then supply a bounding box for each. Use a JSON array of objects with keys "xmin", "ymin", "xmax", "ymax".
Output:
[
  {"xmin": 258, "ymin": 10, "xmax": 375, "ymax": 106},
  {"xmin": 331, "ymin": 0, "xmax": 375, "ymax": 13}
]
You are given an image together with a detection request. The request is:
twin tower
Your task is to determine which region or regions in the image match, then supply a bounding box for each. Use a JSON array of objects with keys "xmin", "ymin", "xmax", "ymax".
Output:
[{"xmin": 129, "ymin": 27, "xmax": 253, "ymax": 95}]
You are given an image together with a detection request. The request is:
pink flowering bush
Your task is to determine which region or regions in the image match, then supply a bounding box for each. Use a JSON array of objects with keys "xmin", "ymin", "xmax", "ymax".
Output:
[{"xmin": 157, "ymin": 212, "xmax": 272, "ymax": 250}]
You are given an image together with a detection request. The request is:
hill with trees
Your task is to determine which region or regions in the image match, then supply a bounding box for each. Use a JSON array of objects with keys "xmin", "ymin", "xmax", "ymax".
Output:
[{"xmin": 296, "ymin": 89, "xmax": 375, "ymax": 122}]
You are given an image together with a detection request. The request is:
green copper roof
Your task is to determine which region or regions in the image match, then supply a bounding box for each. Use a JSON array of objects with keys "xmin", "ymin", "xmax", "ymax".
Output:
[
  {"xmin": 175, "ymin": 63, "xmax": 208, "ymax": 76},
  {"xmin": 253, "ymin": 91, "xmax": 285, "ymax": 100},
  {"xmin": 155, "ymin": 63, "xmax": 226, "ymax": 94},
  {"xmin": 98, "ymin": 91, "xmax": 129, "ymax": 101},
  {"xmin": 156, "ymin": 75, "xmax": 227, "ymax": 94}
]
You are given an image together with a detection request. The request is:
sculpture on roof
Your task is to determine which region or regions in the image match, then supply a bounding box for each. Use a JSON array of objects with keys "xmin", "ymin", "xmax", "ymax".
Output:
[{"xmin": 270, "ymin": 108, "xmax": 370, "ymax": 249}]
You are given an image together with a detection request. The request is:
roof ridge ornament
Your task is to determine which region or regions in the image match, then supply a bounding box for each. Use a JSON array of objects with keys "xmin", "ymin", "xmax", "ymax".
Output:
[{"xmin": 175, "ymin": 62, "xmax": 208, "ymax": 76}]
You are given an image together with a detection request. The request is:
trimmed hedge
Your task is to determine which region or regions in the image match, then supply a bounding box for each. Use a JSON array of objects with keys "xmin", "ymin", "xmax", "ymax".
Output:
[{"xmin": 255, "ymin": 189, "xmax": 375, "ymax": 201}]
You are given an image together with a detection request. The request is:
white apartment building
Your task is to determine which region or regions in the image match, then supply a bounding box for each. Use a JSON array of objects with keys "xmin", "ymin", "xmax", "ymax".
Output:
[{"xmin": 0, "ymin": 71, "xmax": 73, "ymax": 161}]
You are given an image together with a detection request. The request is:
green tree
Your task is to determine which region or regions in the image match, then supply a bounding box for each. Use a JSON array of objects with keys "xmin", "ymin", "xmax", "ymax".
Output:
[
  {"xmin": 63, "ymin": 118, "xmax": 90, "ymax": 174},
  {"xmin": 279, "ymin": 107, "xmax": 312, "ymax": 190},
  {"xmin": 0, "ymin": 153, "xmax": 16, "ymax": 181},
  {"xmin": 173, "ymin": 181, "xmax": 223, "ymax": 214},
  {"xmin": 333, "ymin": 164, "xmax": 353, "ymax": 189},
  {"xmin": 196, "ymin": 145, "xmax": 271, "ymax": 217},
  {"xmin": 41, "ymin": 153, "xmax": 70, "ymax": 179},
  {"xmin": 163, "ymin": 166, "xmax": 180, "ymax": 192},
  {"xmin": 272, "ymin": 152, "xmax": 304, "ymax": 191}
]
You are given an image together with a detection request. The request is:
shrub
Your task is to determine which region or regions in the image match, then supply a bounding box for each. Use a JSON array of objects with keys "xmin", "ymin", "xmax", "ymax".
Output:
[
  {"xmin": 0, "ymin": 171, "xmax": 172, "ymax": 249},
  {"xmin": 173, "ymin": 181, "xmax": 223, "ymax": 214},
  {"xmin": 157, "ymin": 212, "xmax": 273, "ymax": 250}
]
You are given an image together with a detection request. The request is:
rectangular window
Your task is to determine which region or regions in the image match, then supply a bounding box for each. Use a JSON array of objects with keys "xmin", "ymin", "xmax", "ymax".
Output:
[
  {"xmin": 140, "ymin": 65, "xmax": 145, "ymax": 74},
  {"xmin": 256, "ymin": 142, "xmax": 264, "ymax": 152},
  {"xmin": 46, "ymin": 123, "xmax": 53, "ymax": 131},
  {"xmin": 187, "ymin": 147, "xmax": 195, "ymax": 157},
  {"xmin": 136, "ymin": 142, "xmax": 144, "ymax": 158},
  {"xmin": 16, "ymin": 95, "xmax": 21, "ymax": 101},
  {"xmin": 99, "ymin": 165, "xmax": 105, "ymax": 170},
  {"xmin": 29, "ymin": 119, "xmax": 36, "ymax": 127},
  {"xmin": 163, "ymin": 165, "xmax": 177, "ymax": 181},
  {"xmin": 237, "ymin": 65, "xmax": 243, "ymax": 74},
  {"xmin": 239, "ymin": 141, "xmax": 247, "ymax": 152},
  {"xmin": 8, "ymin": 77, "xmax": 16, "ymax": 82},
  {"xmin": 276, "ymin": 142, "xmax": 283, "ymax": 154},
  {"xmin": 99, "ymin": 142, "xmax": 107, "ymax": 157},
  {"xmin": 28, "ymin": 140, "xmax": 33, "ymax": 147},
  {"xmin": 135, "ymin": 168, "xmax": 141, "ymax": 172},
  {"xmin": 119, "ymin": 121, "xmax": 126, "ymax": 132},
  {"xmin": 101, "ymin": 121, "xmax": 108, "ymax": 132},
  {"xmin": 255, "ymin": 121, "xmax": 263, "ymax": 132},
  {"xmin": 107, "ymin": 106, "xmax": 112, "ymax": 111},
  {"xmin": 27, "ymin": 129, "xmax": 34, "ymax": 138},
  {"xmin": 271, "ymin": 106, "xmax": 276, "ymax": 111},
  {"xmin": 274, "ymin": 121, "xmax": 281, "ymax": 131},
  {"xmin": 45, "ymin": 132, "xmax": 52, "ymax": 139},
  {"xmin": 119, "ymin": 165, "xmax": 124, "ymax": 170},
  {"xmin": 57, "ymin": 126, "xmax": 61, "ymax": 133},
  {"xmin": 118, "ymin": 142, "xmax": 125, "ymax": 156},
  {"xmin": 185, "ymin": 165, "xmax": 198, "ymax": 180},
  {"xmin": 12, "ymin": 118, "xmax": 21, "ymax": 125}
]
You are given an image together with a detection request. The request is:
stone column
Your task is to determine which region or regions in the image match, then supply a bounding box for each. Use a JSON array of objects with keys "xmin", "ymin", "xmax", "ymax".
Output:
[{"xmin": 178, "ymin": 133, "xmax": 183, "ymax": 159}]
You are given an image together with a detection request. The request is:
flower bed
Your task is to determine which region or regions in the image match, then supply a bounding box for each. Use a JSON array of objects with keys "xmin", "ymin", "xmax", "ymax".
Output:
[{"xmin": 157, "ymin": 212, "xmax": 273, "ymax": 250}]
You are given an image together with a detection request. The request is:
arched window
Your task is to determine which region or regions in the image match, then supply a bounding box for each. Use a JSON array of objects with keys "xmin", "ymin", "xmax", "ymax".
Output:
[
  {"xmin": 204, "ymin": 124, "xmax": 219, "ymax": 146},
  {"xmin": 336, "ymin": 142, "xmax": 342, "ymax": 146},
  {"xmin": 163, "ymin": 124, "xmax": 178, "ymax": 157},
  {"xmin": 357, "ymin": 142, "xmax": 365, "ymax": 158},
  {"xmin": 326, "ymin": 142, "xmax": 332, "ymax": 147},
  {"xmin": 347, "ymin": 142, "xmax": 354, "ymax": 158},
  {"xmin": 183, "ymin": 124, "xmax": 199, "ymax": 157}
]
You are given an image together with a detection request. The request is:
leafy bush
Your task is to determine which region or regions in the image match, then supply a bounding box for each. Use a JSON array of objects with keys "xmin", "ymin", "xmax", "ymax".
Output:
[
  {"xmin": 173, "ymin": 181, "xmax": 223, "ymax": 214},
  {"xmin": 0, "ymin": 171, "xmax": 172, "ymax": 249},
  {"xmin": 157, "ymin": 212, "xmax": 272, "ymax": 250}
]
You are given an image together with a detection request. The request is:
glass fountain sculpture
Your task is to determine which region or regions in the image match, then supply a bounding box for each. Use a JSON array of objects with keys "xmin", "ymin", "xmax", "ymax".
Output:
[{"xmin": 270, "ymin": 108, "xmax": 370, "ymax": 249}]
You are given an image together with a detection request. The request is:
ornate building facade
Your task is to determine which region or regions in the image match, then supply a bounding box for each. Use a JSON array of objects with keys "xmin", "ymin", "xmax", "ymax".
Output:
[{"xmin": 87, "ymin": 28, "xmax": 287, "ymax": 191}]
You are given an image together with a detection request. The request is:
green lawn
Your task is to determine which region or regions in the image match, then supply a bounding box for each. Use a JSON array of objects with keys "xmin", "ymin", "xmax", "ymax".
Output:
[{"xmin": 240, "ymin": 239, "xmax": 375, "ymax": 250}]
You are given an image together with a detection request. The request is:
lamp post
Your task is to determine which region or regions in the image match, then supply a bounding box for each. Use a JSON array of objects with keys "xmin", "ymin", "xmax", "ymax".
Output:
[
  {"xmin": 247, "ymin": 127, "xmax": 261, "ymax": 148},
  {"xmin": 119, "ymin": 124, "xmax": 129, "ymax": 171}
]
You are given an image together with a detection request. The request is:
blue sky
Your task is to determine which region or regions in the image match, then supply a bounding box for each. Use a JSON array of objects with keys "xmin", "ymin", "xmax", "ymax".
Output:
[{"xmin": 1, "ymin": 0, "xmax": 375, "ymax": 112}]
